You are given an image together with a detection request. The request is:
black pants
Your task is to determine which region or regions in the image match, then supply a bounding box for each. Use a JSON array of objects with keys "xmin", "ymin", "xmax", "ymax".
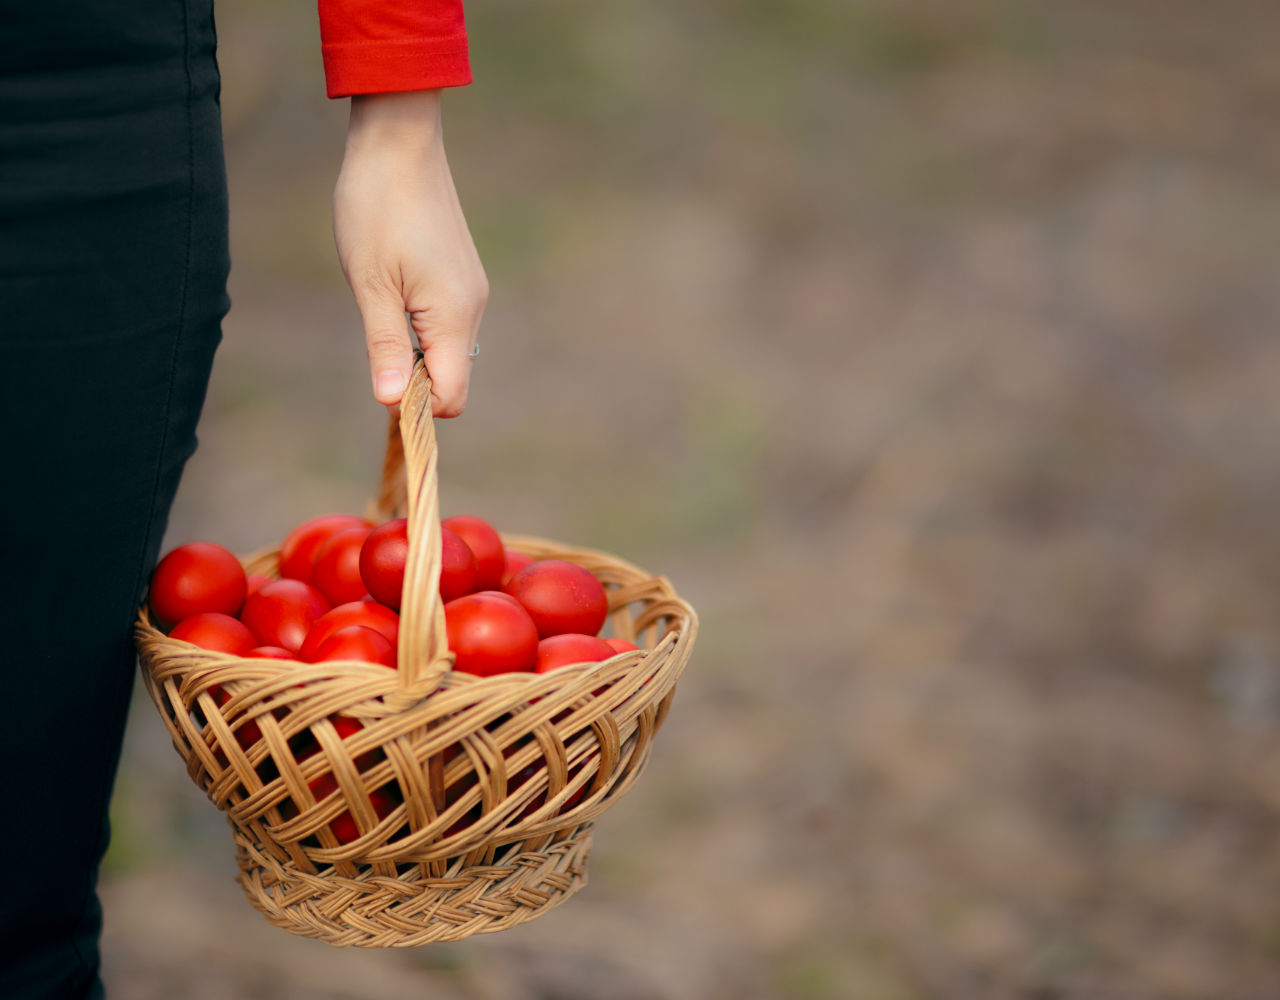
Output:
[{"xmin": 0, "ymin": 2, "xmax": 228, "ymax": 996}]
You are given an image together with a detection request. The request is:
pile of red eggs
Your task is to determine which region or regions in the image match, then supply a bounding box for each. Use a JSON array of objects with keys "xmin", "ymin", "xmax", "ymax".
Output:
[{"xmin": 148, "ymin": 513, "xmax": 640, "ymax": 676}]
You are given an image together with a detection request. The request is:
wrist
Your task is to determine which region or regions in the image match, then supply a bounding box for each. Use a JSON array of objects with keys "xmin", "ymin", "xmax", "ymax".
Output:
[{"xmin": 345, "ymin": 90, "xmax": 444, "ymax": 157}]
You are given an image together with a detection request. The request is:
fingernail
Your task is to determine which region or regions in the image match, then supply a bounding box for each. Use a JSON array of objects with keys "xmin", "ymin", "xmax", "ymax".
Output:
[{"xmin": 375, "ymin": 370, "xmax": 406, "ymax": 400}]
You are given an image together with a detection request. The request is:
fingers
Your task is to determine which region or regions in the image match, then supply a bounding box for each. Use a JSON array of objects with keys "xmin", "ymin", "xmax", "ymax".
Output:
[
  {"xmin": 356, "ymin": 283, "xmax": 416, "ymax": 407},
  {"xmin": 412, "ymin": 307, "xmax": 481, "ymax": 419},
  {"xmin": 353, "ymin": 271, "xmax": 486, "ymax": 415}
]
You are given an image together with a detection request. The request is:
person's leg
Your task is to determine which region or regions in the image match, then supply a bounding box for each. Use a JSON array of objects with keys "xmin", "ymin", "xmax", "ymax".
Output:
[{"xmin": 0, "ymin": 1, "xmax": 228, "ymax": 995}]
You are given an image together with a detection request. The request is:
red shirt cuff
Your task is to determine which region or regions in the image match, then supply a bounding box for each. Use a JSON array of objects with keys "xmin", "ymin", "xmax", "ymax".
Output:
[{"xmin": 318, "ymin": 1, "xmax": 472, "ymax": 98}]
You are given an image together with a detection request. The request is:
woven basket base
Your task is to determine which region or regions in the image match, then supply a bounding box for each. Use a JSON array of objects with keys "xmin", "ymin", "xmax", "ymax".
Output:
[{"xmin": 234, "ymin": 826, "xmax": 594, "ymax": 947}]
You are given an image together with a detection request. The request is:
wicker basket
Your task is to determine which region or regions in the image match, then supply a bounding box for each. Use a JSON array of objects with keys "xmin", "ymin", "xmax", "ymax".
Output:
[{"xmin": 135, "ymin": 359, "xmax": 697, "ymax": 946}]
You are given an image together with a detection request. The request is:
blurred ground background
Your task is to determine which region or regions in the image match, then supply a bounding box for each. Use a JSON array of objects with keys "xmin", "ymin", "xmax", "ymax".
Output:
[{"xmin": 102, "ymin": 1, "xmax": 1280, "ymax": 997}]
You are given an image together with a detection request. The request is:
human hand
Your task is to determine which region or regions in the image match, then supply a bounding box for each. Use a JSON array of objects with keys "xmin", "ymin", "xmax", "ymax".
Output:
[{"xmin": 333, "ymin": 90, "xmax": 488, "ymax": 416}]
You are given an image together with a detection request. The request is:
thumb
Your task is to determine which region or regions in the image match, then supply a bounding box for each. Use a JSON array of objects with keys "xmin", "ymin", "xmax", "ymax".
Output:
[{"xmin": 357, "ymin": 288, "xmax": 415, "ymax": 407}]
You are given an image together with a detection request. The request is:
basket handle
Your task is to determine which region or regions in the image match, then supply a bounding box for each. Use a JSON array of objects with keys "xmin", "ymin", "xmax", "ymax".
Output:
[{"xmin": 375, "ymin": 356, "xmax": 454, "ymax": 694}]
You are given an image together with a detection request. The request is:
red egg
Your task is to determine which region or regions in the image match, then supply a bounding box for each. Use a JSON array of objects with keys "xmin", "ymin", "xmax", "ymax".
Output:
[
  {"xmin": 312, "ymin": 625, "xmax": 396, "ymax": 669},
  {"xmin": 503, "ymin": 560, "xmax": 609, "ymax": 639},
  {"xmin": 311, "ymin": 524, "xmax": 376, "ymax": 606},
  {"xmin": 535, "ymin": 633, "xmax": 617, "ymax": 673},
  {"xmin": 442, "ymin": 515, "xmax": 506, "ymax": 591},
  {"xmin": 277, "ymin": 514, "xmax": 371, "ymax": 582},
  {"xmin": 500, "ymin": 550, "xmax": 534, "ymax": 588},
  {"xmin": 149, "ymin": 542, "xmax": 247, "ymax": 627},
  {"xmin": 444, "ymin": 591, "xmax": 539, "ymax": 677},
  {"xmin": 439, "ymin": 525, "xmax": 480, "ymax": 602},
  {"xmin": 240, "ymin": 579, "xmax": 330, "ymax": 653},
  {"xmin": 246, "ymin": 645, "xmax": 295, "ymax": 660},
  {"xmin": 299, "ymin": 600, "xmax": 400, "ymax": 662},
  {"xmin": 168, "ymin": 611, "xmax": 256, "ymax": 656},
  {"xmin": 359, "ymin": 518, "xmax": 409, "ymax": 610}
]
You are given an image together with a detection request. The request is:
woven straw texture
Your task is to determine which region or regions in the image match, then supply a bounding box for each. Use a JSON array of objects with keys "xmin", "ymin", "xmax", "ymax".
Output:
[{"xmin": 135, "ymin": 359, "xmax": 697, "ymax": 946}]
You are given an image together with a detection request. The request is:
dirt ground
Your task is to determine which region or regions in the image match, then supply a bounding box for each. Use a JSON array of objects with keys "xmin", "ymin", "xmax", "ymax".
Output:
[{"xmin": 103, "ymin": 2, "xmax": 1280, "ymax": 997}]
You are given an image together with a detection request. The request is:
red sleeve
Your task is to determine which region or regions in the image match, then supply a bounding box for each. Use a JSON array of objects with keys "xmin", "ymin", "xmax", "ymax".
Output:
[{"xmin": 317, "ymin": 0, "xmax": 472, "ymax": 98}]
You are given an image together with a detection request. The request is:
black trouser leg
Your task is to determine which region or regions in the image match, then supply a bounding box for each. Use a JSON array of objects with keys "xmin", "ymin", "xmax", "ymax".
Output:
[{"xmin": 0, "ymin": 2, "xmax": 229, "ymax": 995}]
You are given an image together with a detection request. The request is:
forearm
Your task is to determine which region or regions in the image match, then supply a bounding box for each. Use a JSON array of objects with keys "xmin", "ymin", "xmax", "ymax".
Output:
[{"xmin": 345, "ymin": 91, "xmax": 444, "ymax": 157}]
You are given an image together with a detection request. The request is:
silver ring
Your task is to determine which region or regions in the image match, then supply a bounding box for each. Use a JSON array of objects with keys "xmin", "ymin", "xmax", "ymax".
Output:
[{"xmin": 467, "ymin": 342, "xmax": 480, "ymax": 360}]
